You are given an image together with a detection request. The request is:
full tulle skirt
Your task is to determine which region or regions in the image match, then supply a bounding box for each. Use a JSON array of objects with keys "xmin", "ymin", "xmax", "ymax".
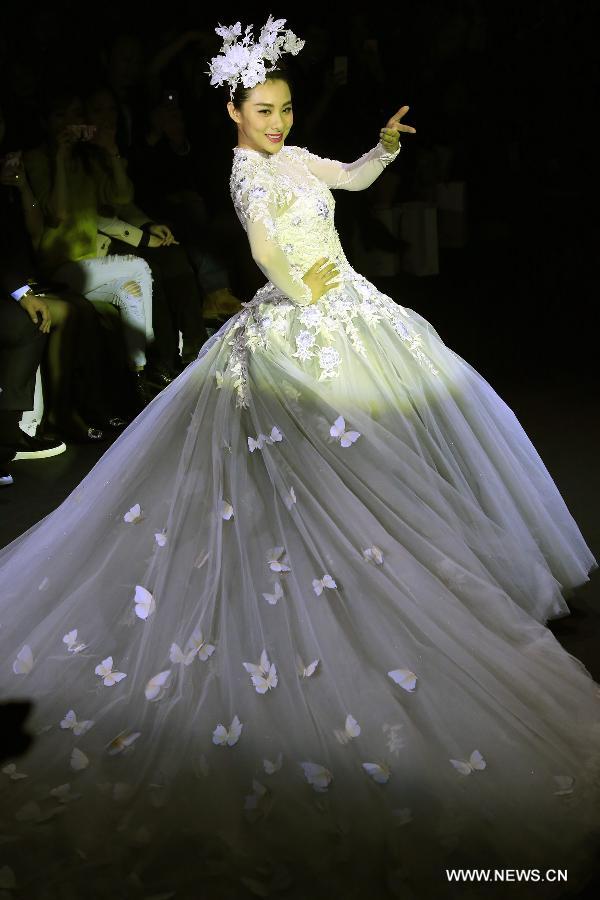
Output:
[{"xmin": 0, "ymin": 290, "xmax": 599, "ymax": 899}]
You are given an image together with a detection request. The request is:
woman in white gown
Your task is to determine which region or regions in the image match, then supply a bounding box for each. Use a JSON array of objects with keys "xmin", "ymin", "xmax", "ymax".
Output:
[{"xmin": 1, "ymin": 18, "xmax": 599, "ymax": 900}]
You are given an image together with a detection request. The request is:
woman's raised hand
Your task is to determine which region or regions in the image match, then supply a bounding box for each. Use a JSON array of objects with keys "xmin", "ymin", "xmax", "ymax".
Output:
[
  {"xmin": 379, "ymin": 105, "xmax": 416, "ymax": 153},
  {"xmin": 302, "ymin": 257, "xmax": 341, "ymax": 304}
]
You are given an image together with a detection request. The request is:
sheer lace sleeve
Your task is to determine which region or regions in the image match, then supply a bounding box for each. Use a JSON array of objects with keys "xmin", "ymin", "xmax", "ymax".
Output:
[
  {"xmin": 230, "ymin": 156, "xmax": 313, "ymax": 306},
  {"xmin": 294, "ymin": 142, "xmax": 401, "ymax": 191}
]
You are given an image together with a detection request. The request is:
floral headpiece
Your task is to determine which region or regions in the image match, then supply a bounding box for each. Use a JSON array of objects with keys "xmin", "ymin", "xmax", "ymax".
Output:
[{"xmin": 208, "ymin": 15, "xmax": 305, "ymax": 99}]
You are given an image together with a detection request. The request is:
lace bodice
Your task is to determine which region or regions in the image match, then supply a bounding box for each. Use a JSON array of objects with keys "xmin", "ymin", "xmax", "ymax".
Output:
[
  {"xmin": 230, "ymin": 142, "xmax": 400, "ymax": 304},
  {"xmin": 226, "ymin": 141, "xmax": 439, "ymax": 408}
]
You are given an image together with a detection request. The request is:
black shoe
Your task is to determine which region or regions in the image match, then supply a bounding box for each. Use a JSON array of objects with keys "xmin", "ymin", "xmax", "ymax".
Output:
[
  {"xmin": 145, "ymin": 367, "xmax": 174, "ymax": 389},
  {"xmin": 132, "ymin": 371, "xmax": 159, "ymax": 409},
  {"xmin": 12, "ymin": 430, "xmax": 67, "ymax": 460},
  {"xmin": 40, "ymin": 416, "xmax": 106, "ymax": 444}
]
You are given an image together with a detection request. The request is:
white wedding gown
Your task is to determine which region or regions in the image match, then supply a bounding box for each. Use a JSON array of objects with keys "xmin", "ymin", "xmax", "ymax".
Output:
[{"xmin": 1, "ymin": 140, "xmax": 599, "ymax": 900}]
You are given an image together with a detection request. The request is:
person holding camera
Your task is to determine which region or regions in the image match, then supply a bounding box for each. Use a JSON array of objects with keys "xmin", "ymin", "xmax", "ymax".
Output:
[{"xmin": 24, "ymin": 87, "xmax": 156, "ymax": 406}]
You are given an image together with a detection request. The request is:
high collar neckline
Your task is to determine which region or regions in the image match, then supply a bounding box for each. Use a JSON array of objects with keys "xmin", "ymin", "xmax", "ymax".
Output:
[{"xmin": 233, "ymin": 145, "xmax": 283, "ymax": 161}]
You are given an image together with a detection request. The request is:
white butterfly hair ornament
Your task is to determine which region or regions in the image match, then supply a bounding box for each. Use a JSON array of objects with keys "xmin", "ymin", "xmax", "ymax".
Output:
[
  {"xmin": 334, "ymin": 714, "xmax": 361, "ymax": 745},
  {"xmin": 212, "ymin": 715, "xmax": 243, "ymax": 747},
  {"xmin": 208, "ymin": 16, "xmax": 305, "ymax": 100},
  {"xmin": 329, "ymin": 415, "xmax": 361, "ymax": 448},
  {"xmin": 243, "ymin": 649, "xmax": 278, "ymax": 694},
  {"xmin": 449, "ymin": 749, "xmax": 487, "ymax": 775},
  {"xmin": 312, "ymin": 574, "xmax": 337, "ymax": 596}
]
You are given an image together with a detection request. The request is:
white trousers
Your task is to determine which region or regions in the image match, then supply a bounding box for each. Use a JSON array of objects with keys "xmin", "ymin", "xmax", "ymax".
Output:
[{"xmin": 54, "ymin": 254, "xmax": 154, "ymax": 368}]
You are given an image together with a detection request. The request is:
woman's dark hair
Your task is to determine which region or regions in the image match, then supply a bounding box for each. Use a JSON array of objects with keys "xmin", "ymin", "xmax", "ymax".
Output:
[{"xmin": 230, "ymin": 66, "xmax": 293, "ymax": 109}]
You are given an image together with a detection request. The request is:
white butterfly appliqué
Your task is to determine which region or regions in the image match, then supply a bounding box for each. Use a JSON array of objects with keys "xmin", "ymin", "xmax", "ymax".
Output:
[
  {"xmin": 70, "ymin": 748, "xmax": 90, "ymax": 771},
  {"xmin": 388, "ymin": 669, "xmax": 418, "ymax": 692},
  {"xmin": 263, "ymin": 752, "xmax": 283, "ymax": 775},
  {"xmin": 49, "ymin": 783, "xmax": 81, "ymax": 804},
  {"xmin": 267, "ymin": 546, "xmax": 291, "ymax": 573},
  {"xmin": 145, "ymin": 669, "xmax": 172, "ymax": 701},
  {"xmin": 449, "ymin": 750, "xmax": 486, "ymax": 775},
  {"xmin": 186, "ymin": 628, "xmax": 216, "ymax": 661},
  {"xmin": 262, "ymin": 581, "xmax": 284, "ymax": 606},
  {"xmin": 247, "ymin": 426, "xmax": 283, "ymax": 453},
  {"xmin": 300, "ymin": 762, "xmax": 333, "ymax": 792},
  {"xmin": 219, "ymin": 499, "xmax": 234, "ymax": 520},
  {"xmin": 243, "ymin": 649, "xmax": 278, "ymax": 694},
  {"xmin": 244, "ymin": 779, "xmax": 271, "ymax": 822},
  {"xmin": 329, "ymin": 415, "xmax": 361, "ymax": 448},
  {"xmin": 12, "ymin": 645, "xmax": 34, "ymax": 675},
  {"xmin": 107, "ymin": 730, "xmax": 141, "ymax": 756},
  {"xmin": 2, "ymin": 763, "xmax": 27, "ymax": 781},
  {"xmin": 169, "ymin": 643, "xmax": 196, "ymax": 666},
  {"xmin": 296, "ymin": 655, "xmax": 320, "ymax": 678},
  {"xmin": 284, "ymin": 486, "xmax": 297, "ymax": 510},
  {"xmin": 154, "ymin": 531, "xmax": 167, "ymax": 547},
  {"xmin": 362, "ymin": 761, "xmax": 391, "ymax": 784},
  {"xmin": 60, "ymin": 710, "xmax": 94, "ymax": 736},
  {"xmin": 553, "ymin": 775, "xmax": 575, "ymax": 796},
  {"xmin": 312, "ymin": 574, "xmax": 337, "ymax": 596},
  {"xmin": 334, "ymin": 714, "xmax": 361, "ymax": 745},
  {"xmin": 62, "ymin": 629, "xmax": 87, "ymax": 654},
  {"xmin": 392, "ymin": 807, "xmax": 413, "ymax": 826},
  {"xmin": 212, "ymin": 715, "xmax": 243, "ymax": 747},
  {"xmin": 134, "ymin": 585, "xmax": 155, "ymax": 621},
  {"xmin": 363, "ymin": 545, "xmax": 384, "ymax": 565},
  {"xmin": 95, "ymin": 657, "xmax": 127, "ymax": 687},
  {"xmin": 123, "ymin": 503, "xmax": 143, "ymax": 524}
]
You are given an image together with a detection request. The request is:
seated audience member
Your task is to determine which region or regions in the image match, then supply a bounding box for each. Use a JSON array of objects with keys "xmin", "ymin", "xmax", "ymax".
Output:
[
  {"xmin": 0, "ymin": 108, "xmax": 114, "ymax": 450},
  {"xmin": 23, "ymin": 87, "xmax": 156, "ymax": 406},
  {"xmin": 84, "ymin": 86, "xmax": 209, "ymax": 371}
]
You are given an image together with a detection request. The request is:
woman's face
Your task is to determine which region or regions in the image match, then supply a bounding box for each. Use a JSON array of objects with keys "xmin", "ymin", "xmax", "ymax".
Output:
[
  {"xmin": 47, "ymin": 98, "xmax": 84, "ymax": 137},
  {"xmin": 227, "ymin": 79, "xmax": 293, "ymax": 155},
  {"xmin": 85, "ymin": 91, "xmax": 118, "ymax": 133}
]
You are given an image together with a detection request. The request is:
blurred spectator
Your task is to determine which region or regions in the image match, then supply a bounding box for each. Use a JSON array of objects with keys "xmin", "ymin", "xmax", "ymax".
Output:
[
  {"xmin": 85, "ymin": 86, "xmax": 210, "ymax": 371},
  {"xmin": 0, "ymin": 107, "xmax": 114, "ymax": 449},
  {"xmin": 24, "ymin": 86, "xmax": 157, "ymax": 405}
]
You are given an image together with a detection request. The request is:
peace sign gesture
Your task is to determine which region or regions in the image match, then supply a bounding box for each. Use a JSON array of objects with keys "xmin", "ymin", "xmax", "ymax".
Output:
[{"xmin": 379, "ymin": 105, "xmax": 416, "ymax": 154}]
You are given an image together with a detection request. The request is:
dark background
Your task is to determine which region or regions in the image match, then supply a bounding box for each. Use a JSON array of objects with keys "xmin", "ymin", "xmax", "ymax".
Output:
[{"xmin": 1, "ymin": 3, "xmax": 599, "ymax": 893}]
